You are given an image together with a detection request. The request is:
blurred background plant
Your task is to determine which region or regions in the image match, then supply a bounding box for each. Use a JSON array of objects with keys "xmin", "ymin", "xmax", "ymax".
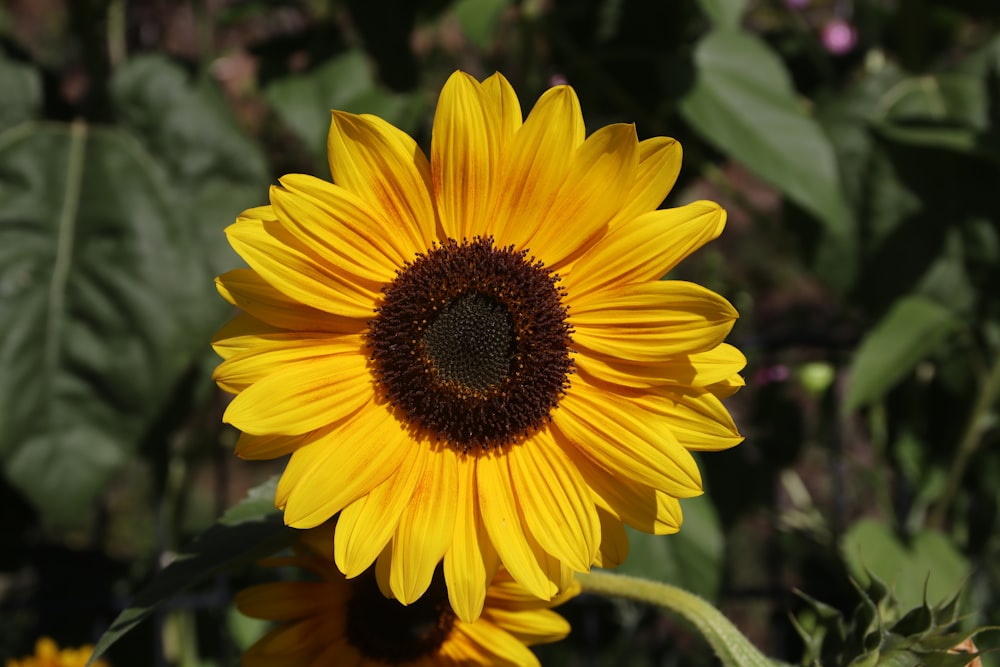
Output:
[{"xmin": 0, "ymin": 0, "xmax": 998, "ymax": 665}]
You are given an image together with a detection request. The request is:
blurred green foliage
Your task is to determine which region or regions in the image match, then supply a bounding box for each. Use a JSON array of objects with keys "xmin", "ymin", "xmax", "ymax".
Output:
[{"xmin": 1, "ymin": 0, "xmax": 999, "ymax": 665}]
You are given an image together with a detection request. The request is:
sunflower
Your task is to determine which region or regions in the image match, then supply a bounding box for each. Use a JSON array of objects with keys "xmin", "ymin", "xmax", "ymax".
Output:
[
  {"xmin": 5, "ymin": 638, "xmax": 107, "ymax": 667},
  {"xmin": 213, "ymin": 70, "xmax": 744, "ymax": 621},
  {"xmin": 236, "ymin": 525, "xmax": 577, "ymax": 667}
]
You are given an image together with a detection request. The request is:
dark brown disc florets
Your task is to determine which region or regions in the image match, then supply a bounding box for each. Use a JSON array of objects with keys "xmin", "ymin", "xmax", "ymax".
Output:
[
  {"xmin": 367, "ymin": 237, "xmax": 574, "ymax": 450},
  {"xmin": 345, "ymin": 568, "xmax": 456, "ymax": 663}
]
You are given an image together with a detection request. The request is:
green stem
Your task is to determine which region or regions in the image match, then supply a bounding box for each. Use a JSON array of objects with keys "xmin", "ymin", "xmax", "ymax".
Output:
[
  {"xmin": 928, "ymin": 347, "xmax": 1000, "ymax": 529},
  {"xmin": 577, "ymin": 571, "xmax": 783, "ymax": 667},
  {"xmin": 106, "ymin": 0, "xmax": 127, "ymax": 68}
]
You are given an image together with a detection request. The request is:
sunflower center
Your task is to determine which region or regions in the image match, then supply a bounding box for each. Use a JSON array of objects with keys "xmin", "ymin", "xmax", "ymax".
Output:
[
  {"xmin": 367, "ymin": 237, "xmax": 574, "ymax": 451},
  {"xmin": 421, "ymin": 292, "xmax": 514, "ymax": 391},
  {"xmin": 345, "ymin": 569, "xmax": 455, "ymax": 663}
]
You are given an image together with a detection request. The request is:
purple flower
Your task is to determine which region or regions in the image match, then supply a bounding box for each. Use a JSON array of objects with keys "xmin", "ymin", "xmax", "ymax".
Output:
[{"xmin": 821, "ymin": 19, "xmax": 857, "ymax": 54}]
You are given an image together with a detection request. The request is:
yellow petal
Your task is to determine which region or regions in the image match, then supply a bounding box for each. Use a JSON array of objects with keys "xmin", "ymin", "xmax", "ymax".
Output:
[
  {"xmin": 211, "ymin": 312, "xmax": 289, "ymax": 361},
  {"xmin": 213, "ymin": 334, "xmax": 363, "ymax": 394},
  {"xmin": 608, "ymin": 136, "xmax": 683, "ymax": 227},
  {"xmin": 523, "ymin": 521, "xmax": 576, "ymax": 596},
  {"xmin": 593, "ymin": 508, "xmax": 629, "ymax": 568},
  {"xmin": 656, "ymin": 491, "xmax": 684, "ymax": 530},
  {"xmin": 271, "ymin": 174, "xmax": 406, "ymax": 282},
  {"xmin": 570, "ymin": 439, "xmax": 681, "ymax": 535},
  {"xmin": 431, "ymin": 71, "xmax": 500, "ymax": 241},
  {"xmin": 525, "ymin": 123, "xmax": 639, "ymax": 267},
  {"xmin": 562, "ymin": 201, "xmax": 726, "ymax": 295},
  {"xmin": 222, "ymin": 351, "xmax": 369, "ymax": 436},
  {"xmin": 482, "ymin": 607, "xmax": 572, "ymax": 646},
  {"xmin": 662, "ymin": 343, "xmax": 748, "ymax": 387},
  {"xmin": 572, "ymin": 281, "xmax": 737, "ymax": 361},
  {"xmin": 334, "ymin": 446, "xmax": 427, "ymax": 578},
  {"xmin": 298, "ymin": 522, "xmax": 336, "ymax": 559},
  {"xmin": 444, "ymin": 455, "xmax": 499, "ymax": 623},
  {"xmin": 234, "ymin": 431, "xmax": 306, "ymax": 460},
  {"xmin": 481, "ymin": 72, "xmax": 522, "ymax": 142},
  {"xmin": 374, "ymin": 540, "xmax": 394, "ymax": 598},
  {"xmin": 327, "ymin": 111, "xmax": 436, "ymax": 253},
  {"xmin": 437, "ymin": 629, "xmax": 491, "ymax": 664},
  {"xmin": 280, "ymin": 404, "xmax": 411, "ymax": 528},
  {"xmin": 244, "ymin": 615, "xmax": 332, "ymax": 659},
  {"xmin": 574, "ymin": 342, "xmax": 747, "ymax": 389},
  {"xmin": 508, "ymin": 430, "xmax": 599, "ymax": 572},
  {"xmin": 452, "ymin": 620, "xmax": 540, "ymax": 667},
  {"xmin": 215, "ymin": 269, "xmax": 364, "ymax": 333},
  {"xmin": 491, "ymin": 85, "xmax": 585, "ymax": 247},
  {"xmin": 484, "ymin": 568, "xmax": 578, "ymax": 610},
  {"xmin": 634, "ymin": 385, "xmax": 743, "ymax": 451},
  {"xmin": 390, "ymin": 445, "xmax": 459, "ymax": 604},
  {"xmin": 476, "ymin": 450, "xmax": 557, "ymax": 600},
  {"xmin": 306, "ymin": 638, "xmax": 359, "ymax": 667},
  {"xmin": 555, "ymin": 381, "xmax": 702, "ymax": 498},
  {"xmin": 708, "ymin": 372, "xmax": 746, "ymax": 398},
  {"xmin": 226, "ymin": 217, "xmax": 379, "ymax": 319},
  {"xmin": 234, "ymin": 582, "xmax": 331, "ymax": 621}
]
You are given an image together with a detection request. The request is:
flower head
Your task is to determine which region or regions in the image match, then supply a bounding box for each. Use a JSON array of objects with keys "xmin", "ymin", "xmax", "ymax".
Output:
[
  {"xmin": 236, "ymin": 526, "xmax": 577, "ymax": 666},
  {"xmin": 214, "ymin": 70, "xmax": 744, "ymax": 620},
  {"xmin": 821, "ymin": 18, "xmax": 858, "ymax": 54},
  {"xmin": 5, "ymin": 638, "xmax": 107, "ymax": 667}
]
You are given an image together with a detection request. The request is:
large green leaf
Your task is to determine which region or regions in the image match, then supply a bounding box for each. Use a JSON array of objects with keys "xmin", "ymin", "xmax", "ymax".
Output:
[
  {"xmin": 88, "ymin": 477, "xmax": 292, "ymax": 664},
  {"xmin": 841, "ymin": 519, "xmax": 969, "ymax": 611},
  {"xmin": 110, "ymin": 54, "xmax": 270, "ymax": 277},
  {"xmin": 0, "ymin": 56, "xmax": 269, "ymax": 527},
  {"xmin": 679, "ymin": 29, "xmax": 851, "ymax": 243},
  {"xmin": 845, "ymin": 295, "xmax": 962, "ymax": 411},
  {"xmin": 695, "ymin": 0, "xmax": 747, "ymax": 29},
  {"xmin": 0, "ymin": 52, "xmax": 41, "ymax": 133},
  {"xmin": 0, "ymin": 122, "xmax": 218, "ymax": 525},
  {"xmin": 616, "ymin": 495, "xmax": 724, "ymax": 600}
]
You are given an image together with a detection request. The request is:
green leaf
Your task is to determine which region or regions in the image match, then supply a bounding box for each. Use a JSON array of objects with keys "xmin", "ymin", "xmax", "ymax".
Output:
[
  {"xmin": 109, "ymin": 53, "xmax": 271, "ymax": 277},
  {"xmin": 226, "ymin": 604, "xmax": 270, "ymax": 652},
  {"xmin": 871, "ymin": 37, "xmax": 1000, "ymax": 162},
  {"xmin": 453, "ymin": 0, "xmax": 510, "ymax": 49},
  {"xmin": 616, "ymin": 495, "xmax": 724, "ymax": 600},
  {"xmin": 695, "ymin": 0, "xmax": 747, "ymax": 29},
  {"xmin": 840, "ymin": 519, "xmax": 969, "ymax": 611},
  {"xmin": 0, "ymin": 52, "xmax": 41, "ymax": 132},
  {"xmin": 679, "ymin": 29, "xmax": 851, "ymax": 243},
  {"xmin": 89, "ymin": 478, "xmax": 292, "ymax": 664},
  {"xmin": 0, "ymin": 122, "xmax": 220, "ymax": 526},
  {"xmin": 845, "ymin": 295, "xmax": 962, "ymax": 410},
  {"xmin": 264, "ymin": 50, "xmax": 425, "ymax": 165}
]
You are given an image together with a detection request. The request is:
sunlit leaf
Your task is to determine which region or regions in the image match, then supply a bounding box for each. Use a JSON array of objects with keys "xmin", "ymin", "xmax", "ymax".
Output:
[
  {"xmin": 841, "ymin": 519, "xmax": 969, "ymax": 611},
  {"xmin": 679, "ymin": 29, "xmax": 851, "ymax": 243},
  {"xmin": 845, "ymin": 295, "xmax": 961, "ymax": 411}
]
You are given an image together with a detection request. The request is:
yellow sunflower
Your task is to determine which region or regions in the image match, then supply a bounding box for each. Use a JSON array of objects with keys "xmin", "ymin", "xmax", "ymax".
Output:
[
  {"xmin": 236, "ymin": 525, "xmax": 577, "ymax": 667},
  {"xmin": 213, "ymin": 70, "xmax": 744, "ymax": 621},
  {"xmin": 5, "ymin": 638, "xmax": 107, "ymax": 667}
]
